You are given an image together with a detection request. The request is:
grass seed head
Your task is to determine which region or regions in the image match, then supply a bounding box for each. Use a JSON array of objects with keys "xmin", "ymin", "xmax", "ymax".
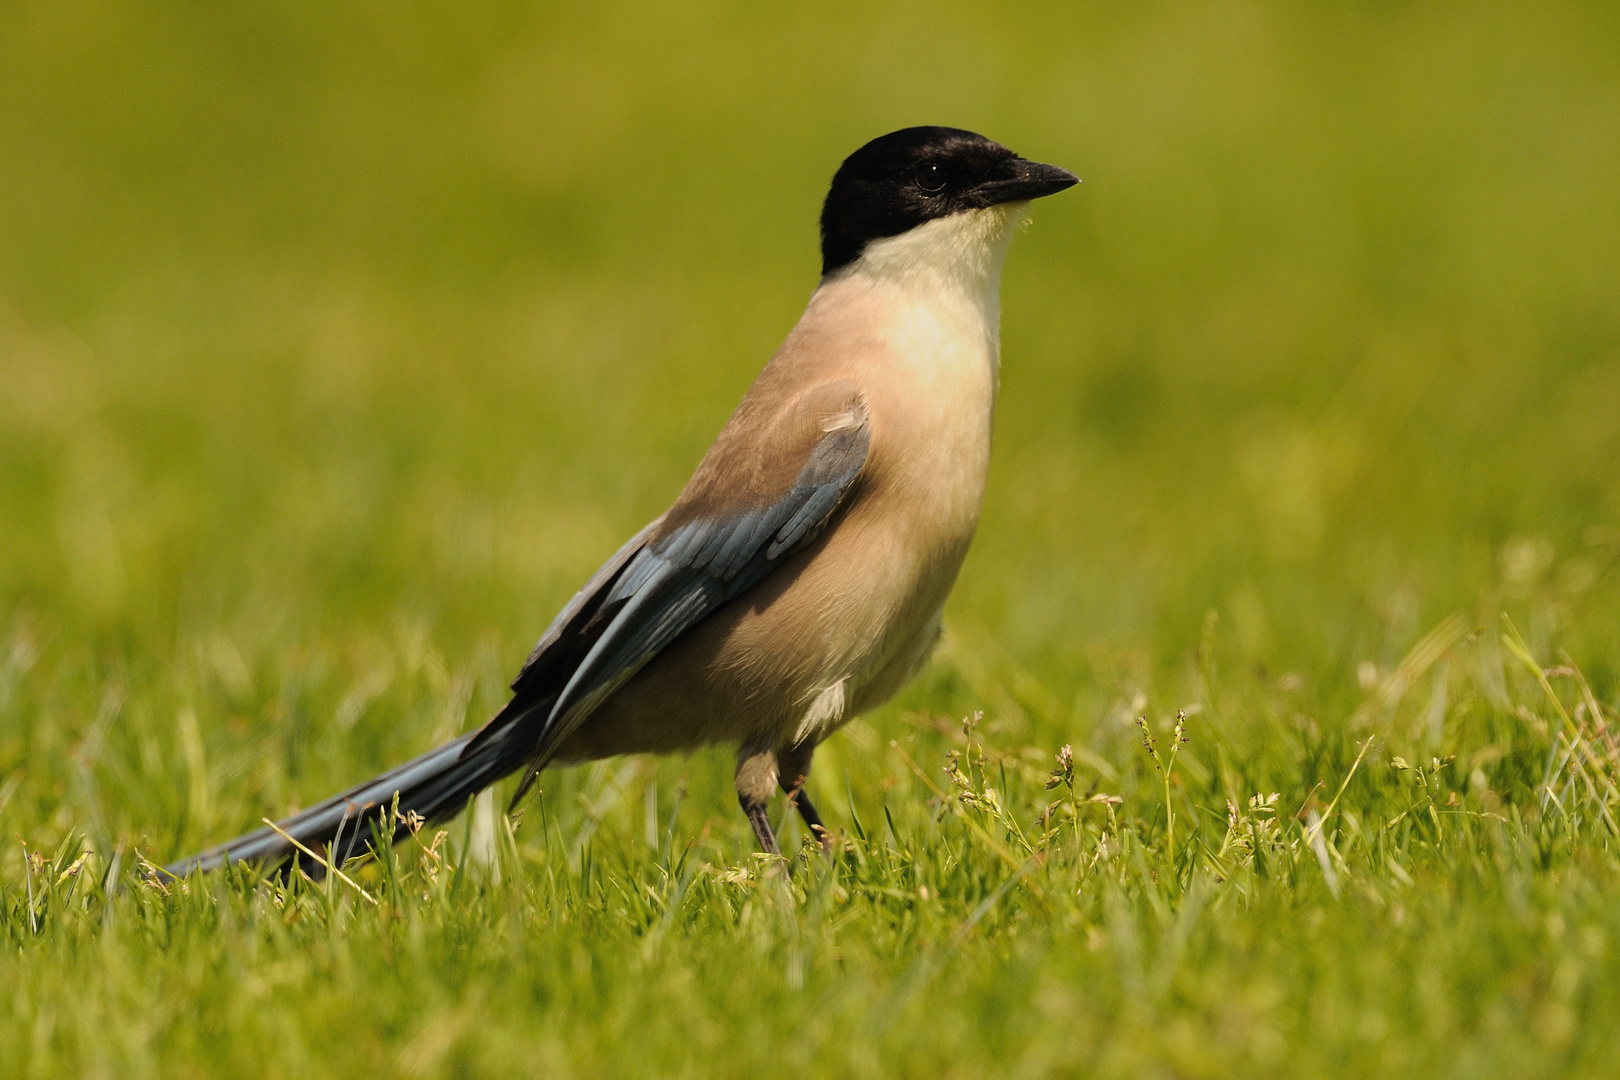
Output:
[
  {"xmin": 1046, "ymin": 744, "xmax": 1075, "ymax": 791},
  {"xmin": 1136, "ymin": 716, "xmax": 1159, "ymax": 767}
]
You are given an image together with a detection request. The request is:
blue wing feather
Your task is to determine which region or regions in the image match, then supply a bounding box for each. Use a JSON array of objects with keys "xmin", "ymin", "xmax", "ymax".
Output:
[{"xmin": 524, "ymin": 401, "xmax": 870, "ymax": 763}]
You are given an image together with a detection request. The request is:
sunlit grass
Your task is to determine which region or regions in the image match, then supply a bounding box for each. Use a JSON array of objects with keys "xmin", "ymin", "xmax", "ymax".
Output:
[{"xmin": 7, "ymin": 613, "xmax": 1620, "ymax": 1075}]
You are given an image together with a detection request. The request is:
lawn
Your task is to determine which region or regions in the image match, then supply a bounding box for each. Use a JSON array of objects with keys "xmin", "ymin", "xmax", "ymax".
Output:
[{"xmin": 3, "ymin": 2, "xmax": 1620, "ymax": 1076}]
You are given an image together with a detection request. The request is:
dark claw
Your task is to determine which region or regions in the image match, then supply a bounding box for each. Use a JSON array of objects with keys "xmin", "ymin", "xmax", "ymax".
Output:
[{"xmin": 788, "ymin": 787, "xmax": 835, "ymax": 852}]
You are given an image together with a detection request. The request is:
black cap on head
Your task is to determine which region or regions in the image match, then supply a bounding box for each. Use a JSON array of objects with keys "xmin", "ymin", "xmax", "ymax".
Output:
[{"xmin": 819, "ymin": 126, "xmax": 1078, "ymax": 276}]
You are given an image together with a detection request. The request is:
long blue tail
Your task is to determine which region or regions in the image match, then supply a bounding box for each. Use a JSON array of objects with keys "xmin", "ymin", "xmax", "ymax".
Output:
[{"xmin": 162, "ymin": 711, "xmax": 541, "ymax": 879}]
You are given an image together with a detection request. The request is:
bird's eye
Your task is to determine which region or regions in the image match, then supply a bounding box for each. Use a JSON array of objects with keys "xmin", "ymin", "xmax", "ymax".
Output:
[{"xmin": 916, "ymin": 163, "xmax": 947, "ymax": 192}]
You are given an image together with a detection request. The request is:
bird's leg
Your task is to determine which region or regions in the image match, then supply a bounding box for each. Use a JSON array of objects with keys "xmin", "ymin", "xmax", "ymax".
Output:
[
  {"xmin": 779, "ymin": 742, "xmax": 833, "ymax": 852},
  {"xmin": 790, "ymin": 788, "xmax": 833, "ymax": 852},
  {"xmin": 735, "ymin": 746, "xmax": 780, "ymax": 855}
]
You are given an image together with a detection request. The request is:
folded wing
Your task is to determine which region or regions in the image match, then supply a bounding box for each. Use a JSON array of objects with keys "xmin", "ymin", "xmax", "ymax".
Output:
[{"xmin": 466, "ymin": 381, "xmax": 872, "ymax": 799}]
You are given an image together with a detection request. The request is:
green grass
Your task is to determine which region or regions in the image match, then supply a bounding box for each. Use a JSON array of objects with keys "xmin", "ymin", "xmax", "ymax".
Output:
[{"xmin": 4, "ymin": 1, "xmax": 1620, "ymax": 1076}]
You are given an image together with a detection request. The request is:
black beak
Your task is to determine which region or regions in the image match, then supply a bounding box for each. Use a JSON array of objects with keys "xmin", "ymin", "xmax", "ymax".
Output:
[{"xmin": 971, "ymin": 158, "xmax": 1080, "ymax": 207}]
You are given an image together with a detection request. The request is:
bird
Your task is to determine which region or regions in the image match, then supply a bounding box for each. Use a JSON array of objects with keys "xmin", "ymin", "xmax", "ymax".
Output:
[{"xmin": 163, "ymin": 126, "xmax": 1077, "ymax": 877}]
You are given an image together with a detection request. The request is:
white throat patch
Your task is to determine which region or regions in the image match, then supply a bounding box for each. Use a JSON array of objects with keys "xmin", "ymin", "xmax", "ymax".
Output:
[
  {"xmin": 838, "ymin": 203, "xmax": 1027, "ymax": 294},
  {"xmin": 819, "ymin": 203, "xmax": 1026, "ymax": 389}
]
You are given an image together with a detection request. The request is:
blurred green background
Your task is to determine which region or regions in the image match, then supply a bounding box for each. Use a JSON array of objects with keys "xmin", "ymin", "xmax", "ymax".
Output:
[
  {"xmin": 2, "ymin": 0, "xmax": 1618, "ymax": 856},
  {"xmin": 5, "ymin": 3, "xmax": 1620, "ymax": 1076}
]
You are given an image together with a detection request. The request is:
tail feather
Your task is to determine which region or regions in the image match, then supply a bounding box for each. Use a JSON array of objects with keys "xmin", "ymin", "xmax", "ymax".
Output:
[
  {"xmin": 161, "ymin": 517, "xmax": 658, "ymax": 881},
  {"xmin": 162, "ymin": 711, "xmax": 542, "ymax": 879}
]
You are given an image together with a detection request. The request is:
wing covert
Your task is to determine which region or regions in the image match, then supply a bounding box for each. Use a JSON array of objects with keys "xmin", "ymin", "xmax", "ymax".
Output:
[
  {"xmin": 463, "ymin": 383, "xmax": 870, "ymax": 791},
  {"xmin": 532, "ymin": 387, "xmax": 870, "ymax": 766}
]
